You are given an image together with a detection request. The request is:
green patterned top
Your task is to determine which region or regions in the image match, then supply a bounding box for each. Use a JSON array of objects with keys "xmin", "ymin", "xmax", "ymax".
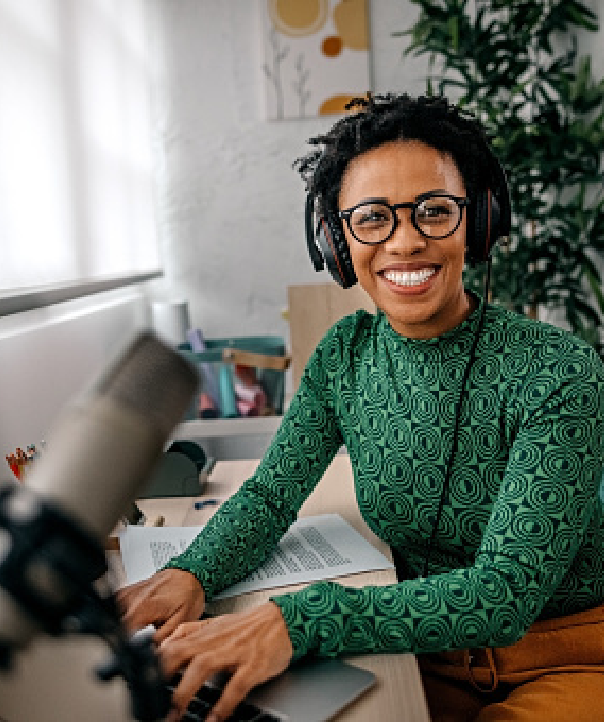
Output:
[{"xmin": 165, "ymin": 298, "xmax": 604, "ymax": 661}]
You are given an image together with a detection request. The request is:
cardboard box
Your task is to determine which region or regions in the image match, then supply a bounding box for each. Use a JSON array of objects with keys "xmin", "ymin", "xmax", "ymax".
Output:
[{"xmin": 287, "ymin": 283, "xmax": 375, "ymax": 390}]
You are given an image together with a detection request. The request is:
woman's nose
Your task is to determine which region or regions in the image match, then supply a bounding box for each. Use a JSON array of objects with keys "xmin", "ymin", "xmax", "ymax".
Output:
[{"xmin": 383, "ymin": 211, "xmax": 427, "ymax": 254}]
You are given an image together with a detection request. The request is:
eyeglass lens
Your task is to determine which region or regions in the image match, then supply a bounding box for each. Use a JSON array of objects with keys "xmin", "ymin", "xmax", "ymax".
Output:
[{"xmin": 348, "ymin": 196, "xmax": 463, "ymax": 243}]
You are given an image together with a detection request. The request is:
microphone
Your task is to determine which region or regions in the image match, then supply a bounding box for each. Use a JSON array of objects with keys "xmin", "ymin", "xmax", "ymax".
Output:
[{"xmin": 0, "ymin": 331, "xmax": 198, "ymax": 655}]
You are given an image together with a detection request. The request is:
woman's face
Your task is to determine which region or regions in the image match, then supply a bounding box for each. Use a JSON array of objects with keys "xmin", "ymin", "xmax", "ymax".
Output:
[{"xmin": 338, "ymin": 140, "xmax": 473, "ymax": 339}]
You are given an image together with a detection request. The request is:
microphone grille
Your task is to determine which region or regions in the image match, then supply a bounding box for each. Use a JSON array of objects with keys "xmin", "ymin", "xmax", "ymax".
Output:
[{"xmin": 97, "ymin": 332, "xmax": 199, "ymax": 436}]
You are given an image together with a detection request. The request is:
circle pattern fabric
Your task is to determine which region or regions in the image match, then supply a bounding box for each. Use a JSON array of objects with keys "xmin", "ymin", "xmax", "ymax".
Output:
[{"xmin": 165, "ymin": 299, "xmax": 604, "ymax": 661}]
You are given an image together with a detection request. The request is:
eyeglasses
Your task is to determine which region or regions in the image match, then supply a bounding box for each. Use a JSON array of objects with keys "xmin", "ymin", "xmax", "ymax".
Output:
[{"xmin": 338, "ymin": 192, "xmax": 470, "ymax": 245}]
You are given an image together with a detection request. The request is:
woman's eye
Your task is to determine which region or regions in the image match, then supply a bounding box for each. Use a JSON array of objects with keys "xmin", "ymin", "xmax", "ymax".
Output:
[
  {"xmin": 354, "ymin": 207, "xmax": 389, "ymax": 225},
  {"xmin": 418, "ymin": 204, "xmax": 452, "ymax": 221}
]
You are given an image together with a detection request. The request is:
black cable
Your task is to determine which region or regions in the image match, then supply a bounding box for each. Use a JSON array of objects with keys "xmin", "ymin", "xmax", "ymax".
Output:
[{"xmin": 420, "ymin": 259, "xmax": 493, "ymax": 578}]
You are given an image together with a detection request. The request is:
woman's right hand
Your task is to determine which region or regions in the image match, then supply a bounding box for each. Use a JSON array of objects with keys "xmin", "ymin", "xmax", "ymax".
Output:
[{"xmin": 117, "ymin": 568, "xmax": 206, "ymax": 643}]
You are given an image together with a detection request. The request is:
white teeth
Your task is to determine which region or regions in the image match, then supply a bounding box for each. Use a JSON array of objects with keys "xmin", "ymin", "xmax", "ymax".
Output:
[{"xmin": 383, "ymin": 268, "xmax": 436, "ymax": 286}]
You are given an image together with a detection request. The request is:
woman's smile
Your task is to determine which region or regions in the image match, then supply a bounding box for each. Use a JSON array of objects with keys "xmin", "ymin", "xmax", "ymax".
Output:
[{"xmin": 380, "ymin": 264, "xmax": 440, "ymax": 292}]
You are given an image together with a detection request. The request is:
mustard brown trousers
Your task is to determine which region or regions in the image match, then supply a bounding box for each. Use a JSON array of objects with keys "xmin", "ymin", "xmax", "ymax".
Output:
[{"xmin": 419, "ymin": 603, "xmax": 604, "ymax": 721}]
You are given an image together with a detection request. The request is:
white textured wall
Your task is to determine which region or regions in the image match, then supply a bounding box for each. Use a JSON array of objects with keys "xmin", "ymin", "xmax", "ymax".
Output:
[{"xmin": 146, "ymin": 0, "xmax": 427, "ymax": 340}]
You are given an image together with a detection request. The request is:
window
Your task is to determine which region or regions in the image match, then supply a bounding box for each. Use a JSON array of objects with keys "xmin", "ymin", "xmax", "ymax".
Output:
[{"xmin": 0, "ymin": 0, "xmax": 160, "ymax": 300}]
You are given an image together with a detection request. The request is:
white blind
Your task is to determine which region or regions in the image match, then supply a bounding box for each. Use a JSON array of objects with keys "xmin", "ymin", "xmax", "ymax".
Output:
[{"xmin": 0, "ymin": 0, "xmax": 160, "ymax": 293}]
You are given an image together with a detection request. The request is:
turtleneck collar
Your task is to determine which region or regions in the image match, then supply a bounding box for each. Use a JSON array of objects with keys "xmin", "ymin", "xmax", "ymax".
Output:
[{"xmin": 377, "ymin": 290, "xmax": 486, "ymax": 358}]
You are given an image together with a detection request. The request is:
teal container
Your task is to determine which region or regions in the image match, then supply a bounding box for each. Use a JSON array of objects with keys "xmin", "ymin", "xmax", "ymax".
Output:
[
  {"xmin": 179, "ymin": 335, "xmax": 287, "ymax": 420},
  {"xmin": 218, "ymin": 364, "xmax": 238, "ymax": 418}
]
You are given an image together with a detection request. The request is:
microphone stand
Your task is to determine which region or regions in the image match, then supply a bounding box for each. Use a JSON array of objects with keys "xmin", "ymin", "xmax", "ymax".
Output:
[{"xmin": 0, "ymin": 482, "xmax": 170, "ymax": 721}]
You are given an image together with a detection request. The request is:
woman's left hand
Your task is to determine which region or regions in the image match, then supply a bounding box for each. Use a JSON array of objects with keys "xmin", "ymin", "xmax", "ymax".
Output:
[{"xmin": 160, "ymin": 601, "xmax": 294, "ymax": 722}]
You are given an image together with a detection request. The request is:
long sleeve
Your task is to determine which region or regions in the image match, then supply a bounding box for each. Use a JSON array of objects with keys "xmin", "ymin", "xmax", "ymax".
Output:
[
  {"xmin": 165, "ymin": 303, "xmax": 604, "ymax": 662},
  {"xmin": 271, "ymin": 313, "xmax": 604, "ymax": 660},
  {"xmin": 163, "ymin": 324, "xmax": 346, "ymax": 598}
]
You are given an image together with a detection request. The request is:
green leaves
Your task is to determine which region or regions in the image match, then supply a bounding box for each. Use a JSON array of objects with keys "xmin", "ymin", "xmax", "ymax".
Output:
[{"xmin": 400, "ymin": 0, "xmax": 604, "ymax": 353}]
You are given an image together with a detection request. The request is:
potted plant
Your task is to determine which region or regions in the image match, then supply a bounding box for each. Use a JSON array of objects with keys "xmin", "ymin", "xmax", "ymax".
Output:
[{"xmin": 397, "ymin": 0, "xmax": 604, "ymax": 353}]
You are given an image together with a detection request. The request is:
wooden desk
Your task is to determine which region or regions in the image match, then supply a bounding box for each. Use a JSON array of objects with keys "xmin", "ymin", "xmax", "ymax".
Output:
[
  {"xmin": 0, "ymin": 456, "xmax": 430, "ymax": 722},
  {"xmin": 132, "ymin": 455, "xmax": 430, "ymax": 722}
]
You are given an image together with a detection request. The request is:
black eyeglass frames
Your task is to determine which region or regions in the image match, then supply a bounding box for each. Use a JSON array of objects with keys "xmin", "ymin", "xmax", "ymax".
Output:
[{"xmin": 338, "ymin": 192, "xmax": 470, "ymax": 245}]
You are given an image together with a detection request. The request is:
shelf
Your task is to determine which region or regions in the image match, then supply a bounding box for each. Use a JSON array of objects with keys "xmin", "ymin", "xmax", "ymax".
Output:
[
  {"xmin": 175, "ymin": 415, "xmax": 283, "ymax": 438},
  {"xmin": 173, "ymin": 415, "xmax": 284, "ymax": 461}
]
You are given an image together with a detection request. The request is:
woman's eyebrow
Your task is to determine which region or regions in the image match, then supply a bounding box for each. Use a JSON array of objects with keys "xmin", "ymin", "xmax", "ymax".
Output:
[
  {"xmin": 353, "ymin": 196, "xmax": 390, "ymax": 204},
  {"xmin": 348, "ymin": 188, "xmax": 455, "ymax": 208},
  {"xmin": 416, "ymin": 188, "xmax": 450, "ymax": 198},
  {"xmin": 353, "ymin": 189, "xmax": 453, "ymax": 204}
]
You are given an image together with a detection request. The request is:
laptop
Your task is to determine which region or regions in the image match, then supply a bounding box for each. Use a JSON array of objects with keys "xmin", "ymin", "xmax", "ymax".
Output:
[
  {"xmin": 172, "ymin": 658, "xmax": 376, "ymax": 722},
  {"xmin": 131, "ymin": 619, "xmax": 376, "ymax": 722}
]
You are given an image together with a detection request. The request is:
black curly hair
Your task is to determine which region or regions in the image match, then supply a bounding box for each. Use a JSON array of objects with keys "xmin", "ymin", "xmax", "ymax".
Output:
[{"xmin": 295, "ymin": 93, "xmax": 498, "ymax": 217}]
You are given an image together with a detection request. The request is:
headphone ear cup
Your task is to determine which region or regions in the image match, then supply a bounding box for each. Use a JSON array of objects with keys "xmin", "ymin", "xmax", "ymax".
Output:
[
  {"xmin": 305, "ymin": 194, "xmax": 324, "ymax": 271},
  {"xmin": 316, "ymin": 212, "xmax": 357, "ymax": 288},
  {"xmin": 467, "ymin": 147, "xmax": 511, "ymax": 266},
  {"xmin": 489, "ymin": 191, "xmax": 502, "ymax": 251},
  {"xmin": 468, "ymin": 190, "xmax": 490, "ymax": 266},
  {"xmin": 470, "ymin": 189, "xmax": 503, "ymax": 265}
]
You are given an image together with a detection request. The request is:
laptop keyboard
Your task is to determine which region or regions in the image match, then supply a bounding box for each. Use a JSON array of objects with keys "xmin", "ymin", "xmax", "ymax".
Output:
[{"xmin": 167, "ymin": 679, "xmax": 282, "ymax": 722}]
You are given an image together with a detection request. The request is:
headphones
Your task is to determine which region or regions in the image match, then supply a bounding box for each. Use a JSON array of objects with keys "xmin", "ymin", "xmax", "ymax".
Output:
[{"xmin": 305, "ymin": 144, "xmax": 512, "ymax": 288}]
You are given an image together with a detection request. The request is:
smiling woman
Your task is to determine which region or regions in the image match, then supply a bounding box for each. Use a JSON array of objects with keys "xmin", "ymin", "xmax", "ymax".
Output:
[{"xmin": 118, "ymin": 94, "xmax": 604, "ymax": 722}]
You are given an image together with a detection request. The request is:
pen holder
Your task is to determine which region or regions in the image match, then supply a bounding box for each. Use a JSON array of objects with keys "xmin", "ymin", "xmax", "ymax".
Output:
[{"xmin": 178, "ymin": 335, "xmax": 291, "ymax": 420}]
